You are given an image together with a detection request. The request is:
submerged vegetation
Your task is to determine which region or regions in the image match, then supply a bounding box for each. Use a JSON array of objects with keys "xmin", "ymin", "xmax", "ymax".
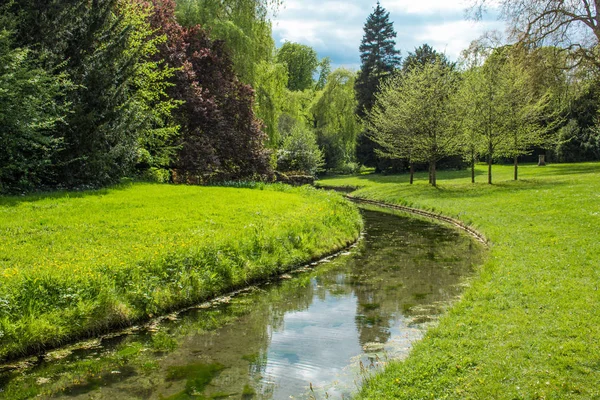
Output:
[
  {"xmin": 0, "ymin": 183, "xmax": 362, "ymax": 360},
  {"xmin": 319, "ymin": 162, "xmax": 600, "ymax": 398}
]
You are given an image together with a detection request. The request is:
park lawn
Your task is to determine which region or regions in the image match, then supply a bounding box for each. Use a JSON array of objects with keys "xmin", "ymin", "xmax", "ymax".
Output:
[
  {"xmin": 318, "ymin": 162, "xmax": 600, "ymax": 399},
  {"xmin": 0, "ymin": 183, "xmax": 362, "ymax": 361}
]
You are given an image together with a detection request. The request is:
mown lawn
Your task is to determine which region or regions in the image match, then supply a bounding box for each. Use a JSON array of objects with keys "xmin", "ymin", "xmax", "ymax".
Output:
[
  {"xmin": 0, "ymin": 183, "xmax": 362, "ymax": 361},
  {"xmin": 318, "ymin": 162, "xmax": 600, "ymax": 399}
]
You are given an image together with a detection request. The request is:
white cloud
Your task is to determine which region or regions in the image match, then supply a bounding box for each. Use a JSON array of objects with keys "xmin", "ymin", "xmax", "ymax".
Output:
[
  {"xmin": 273, "ymin": 19, "xmax": 332, "ymax": 47},
  {"xmin": 414, "ymin": 19, "xmax": 505, "ymax": 59},
  {"xmin": 384, "ymin": 0, "xmax": 469, "ymax": 15},
  {"xmin": 271, "ymin": 0, "xmax": 505, "ymax": 65}
]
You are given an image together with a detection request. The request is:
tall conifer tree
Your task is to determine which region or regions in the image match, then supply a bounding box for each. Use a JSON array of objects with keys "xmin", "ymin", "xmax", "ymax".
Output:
[{"xmin": 355, "ymin": 1, "xmax": 401, "ymax": 167}]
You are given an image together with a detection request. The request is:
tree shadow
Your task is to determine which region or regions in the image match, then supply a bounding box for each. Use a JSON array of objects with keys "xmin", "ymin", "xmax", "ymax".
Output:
[
  {"xmin": 0, "ymin": 182, "xmax": 136, "ymax": 208},
  {"xmin": 431, "ymin": 178, "xmax": 572, "ymax": 201},
  {"xmin": 533, "ymin": 162, "xmax": 600, "ymax": 177}
]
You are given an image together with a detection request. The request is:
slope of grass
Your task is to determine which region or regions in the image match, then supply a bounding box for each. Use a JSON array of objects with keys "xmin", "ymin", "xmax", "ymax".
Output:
[
  {"xmin": 318, "ymin": 163, "xmax": 600, "ymax": 399},
  {"xmin": 0, "ymin": 183, "xmax": 362, "ymax": 361}
]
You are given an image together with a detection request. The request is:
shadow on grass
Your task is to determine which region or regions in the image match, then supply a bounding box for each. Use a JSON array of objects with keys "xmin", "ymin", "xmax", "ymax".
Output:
[
  {"xmin": 430, "ymin": 179, "xmax": 572, "ymax": 200},
  {"xmin": 342, "ymin": 173, "xmax": 573, "ymax": 204},
  {"xmin": 0, "ymin": 182, "xmax": 136, "ymax": 208},
  {"xmin": 534, "ymin": 162, "xmax": 600, "ymax": 177}
]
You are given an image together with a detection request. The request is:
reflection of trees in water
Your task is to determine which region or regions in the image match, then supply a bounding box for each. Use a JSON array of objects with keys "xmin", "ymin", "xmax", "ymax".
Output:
[{"xmin": 349, "ymin": 210, "xmax": 484, "ymax": 347}]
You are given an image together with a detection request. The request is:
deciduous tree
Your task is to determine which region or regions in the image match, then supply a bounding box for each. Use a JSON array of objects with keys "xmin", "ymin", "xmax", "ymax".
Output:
[
  {"xmin": 276, "ymin": 42, "xmax": 319, "ymax": 91},
  {"xmin": 312, "ymin": 69, "xmax": 361, "ymax": 170},
  {"xmin": 368, "ymin": 62, "xmax": 462, "ymax": 186},
  {"xmin": 150, "ymin": 0, "xmax": 272, "ymax": 182},
  {"xmin": 471, "ymin": 0, "xmax": 600, "ymax": 69}
]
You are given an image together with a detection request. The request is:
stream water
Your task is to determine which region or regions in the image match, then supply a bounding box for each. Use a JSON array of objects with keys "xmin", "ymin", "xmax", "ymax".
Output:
[{"xmin": 0, "ymin": 207, "xmax": 484, "ymax": 400}]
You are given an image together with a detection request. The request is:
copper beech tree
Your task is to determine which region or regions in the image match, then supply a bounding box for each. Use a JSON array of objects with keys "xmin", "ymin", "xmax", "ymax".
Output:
[{"xmin": 148, "ymin": 0, "xmax": 272, "ymax": 183}]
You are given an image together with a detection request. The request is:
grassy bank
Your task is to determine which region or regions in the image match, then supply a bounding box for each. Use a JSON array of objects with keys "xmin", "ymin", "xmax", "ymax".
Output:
[
  {"xmin": 318, "ymin": 163, "xmax": 600, "ymax": 399},
  {"xmin": 0, "ymin": 183, "xmax": 362, "ymax": 361}
]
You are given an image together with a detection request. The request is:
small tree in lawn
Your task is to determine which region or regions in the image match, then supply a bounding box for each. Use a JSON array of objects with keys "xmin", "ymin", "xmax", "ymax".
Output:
[
  {"xmin": 456, "ymin": 44, "xmax": 487, "ymax": 184},
  {"xmin": 455, "ymin": 68, "xmax": 482, "ymax": 184},
  {"xmin": 498, "ymin": 46, "xmax": 563, "ymax": 180},
  {"xmin": 459, "ymin": 43, "xmax": 511, "ymax": 184},
  {"xmin": 367, "ymin": 74, "xmax": 417, "ymax": 183},
  {"xmin": 368, "ymin": 62, "xmax": 463, "ymax": 186}
]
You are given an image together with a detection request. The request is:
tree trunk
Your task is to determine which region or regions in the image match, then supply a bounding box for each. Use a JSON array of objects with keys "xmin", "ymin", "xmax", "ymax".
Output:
[
  {"xmin": 409, "ymin": 163, "xmax": 414, "ymax": 185},
  {"xmin": 488, "ymin": 153, "xmax": 492, "ymax": 185},
  {"xmin": 514, "ymin": 156, "xmax": 518, "ymax": 181},
  {"xmin": 428, "ymin": 164, "xmax": 432, "ymax": 184},
  {"xmin": 471, "ymin": 150, "xmax": 475, "ymax": 184},
  {"xmin": 430, "ymin": 161, "xmax": 437, "ymax": 187}
]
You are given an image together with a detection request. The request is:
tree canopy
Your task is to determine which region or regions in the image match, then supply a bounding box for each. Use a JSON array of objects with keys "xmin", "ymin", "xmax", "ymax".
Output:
[
  {"xmin": 276, "ymin": 42, "xmax": 320, "ymax": 91},
  {"xmin": 471, "ymin": 0, "xmax": 600, "ymax": 69},
  {"xmin": 368, "ymin": 61, "xmax": 462, "ymax": 186}
]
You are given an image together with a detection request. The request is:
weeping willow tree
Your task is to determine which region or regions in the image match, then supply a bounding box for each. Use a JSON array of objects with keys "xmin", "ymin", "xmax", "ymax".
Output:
[
  {"xmin": 175, "ymin": 0, "xmax": 281, "ymax": 86},
  {"xmin": 175, "ymin": 0, "xmax": 286, "ymax": 149},
  {"xmin": 312, "ymin": 68, "xmax": 361, "ymax": 170}
]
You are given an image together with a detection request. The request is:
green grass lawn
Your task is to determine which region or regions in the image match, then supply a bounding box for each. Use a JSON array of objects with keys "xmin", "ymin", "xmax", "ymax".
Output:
[
  {"xmin": 0, "ymin": 183, "xmax": 362, "ymax": 361},
  {"xmin": 318, "ymin": 162, "xmax": 600, "ymax": 399}
]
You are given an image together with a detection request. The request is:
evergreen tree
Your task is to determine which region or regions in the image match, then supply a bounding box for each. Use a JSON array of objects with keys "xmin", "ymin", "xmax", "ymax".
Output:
[
  {"xmin": 0, "ymin": 27, "xmax": 71, "ymax": 192},
  {"xmin": 403, "ymin": 43, "xmax": 452, "ymax": 72},
  {"xmin": 354, "ymin": 1, "xmax": 401, "ymax": 167},
  {"xmin": 1, "ymin": 0, "xmax": 178, "ymax": 187},
  {"xmin": 355, "ymin": 2, "xmax": 401, "ymax": 118}
]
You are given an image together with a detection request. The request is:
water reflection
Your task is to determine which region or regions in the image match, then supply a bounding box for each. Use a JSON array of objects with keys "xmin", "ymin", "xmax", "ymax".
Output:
[{"xmin": 0, "ymin": 208, "xmax": 484, "ymax": 400}]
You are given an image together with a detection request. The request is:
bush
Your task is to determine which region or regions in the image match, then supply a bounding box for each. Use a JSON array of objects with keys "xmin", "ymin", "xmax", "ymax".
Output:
[{"xmin": 276, "ymin": 125, "xmax": 324, "ymax": 176}]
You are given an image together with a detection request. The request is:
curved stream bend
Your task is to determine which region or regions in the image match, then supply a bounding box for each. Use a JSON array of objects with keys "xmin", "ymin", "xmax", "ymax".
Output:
[{"xmin": 0, "ymin": 208, "xmax": 485, "ymax": 399}]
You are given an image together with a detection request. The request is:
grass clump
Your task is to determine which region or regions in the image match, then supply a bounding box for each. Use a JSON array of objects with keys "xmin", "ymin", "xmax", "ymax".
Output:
[
  {"xmin": 0, "ymin": 183, "xmax": 362, "ymax": 361},
  {"xmin": 319, "ymin": 162, "xmax": 600, "ymax": 399}
]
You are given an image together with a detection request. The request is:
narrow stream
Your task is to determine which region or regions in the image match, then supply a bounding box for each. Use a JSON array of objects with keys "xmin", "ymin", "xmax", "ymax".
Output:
[{"xmin": 0, "ymin": 207, "xmax": 485, "ymax": 399}]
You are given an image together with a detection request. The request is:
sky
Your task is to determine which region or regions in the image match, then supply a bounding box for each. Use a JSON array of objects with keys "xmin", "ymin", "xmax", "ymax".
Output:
[{"xmin": 270, "ymin": 0, "xmax": 504, "ymax": 70}]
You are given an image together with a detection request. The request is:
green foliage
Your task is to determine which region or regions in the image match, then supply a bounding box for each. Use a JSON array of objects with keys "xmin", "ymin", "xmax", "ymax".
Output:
[
  {"xmin": 0, "ymin": 183, "xmax": 361, "ymax": 360},
  {"xmin": 120, "ymin": 0, "xmax": 180, "ymax": 176},
  {"xmin": 355, "ymin": 1, "xmax": 401, "ymax": 168},
  {"xmin": 174, "ymin": 0, "xmax": 280, "ymax": 86},
  {"xmin": 277, "ymin": 124, "xmax": 325, "ymax": 175},
  {"xmin": 312, "ymin": 68, "xmax": 361, "ymax": 170},
  {"xmin": 320, "ymin": 163, "xmax": 600, "ymax": 400},
  {"xmin": 2, "ymin": 0, "xmax": 179, "ymax": 187},
  {"xmin": 458, "ymin": 45, "xmax": 561, "ymax": 182},
  {"xmin": 0, "ymin": 27, "xmax": 70, "ymax": 192},
  {"xmin": 278, "ymin": 88, "xmax": 317, "ymax": 130},
  {"xmin": 315, "ymin": 57, "xmax": 332, "ymax": 91},
  {"xmin": 276, "ymin": 42, "xmax": 320, "ymax": 91},
  {"xmin": 402, "ymin": 43, "xmax": 452, "ymax": 72},
  {"xmin": 368, "ymin": 61, "xmax": 462, "ymax": 185},
  {"xmin": 355, "ymin": 1, "xmax": 401, "ymax": 118},
  {"xmin": 554, "ymin": 80, "xmax": 600, "ymax": 162},
  {"xmin": 254, "ymin": 60, "xmax": 289, "ymax": 147}
]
